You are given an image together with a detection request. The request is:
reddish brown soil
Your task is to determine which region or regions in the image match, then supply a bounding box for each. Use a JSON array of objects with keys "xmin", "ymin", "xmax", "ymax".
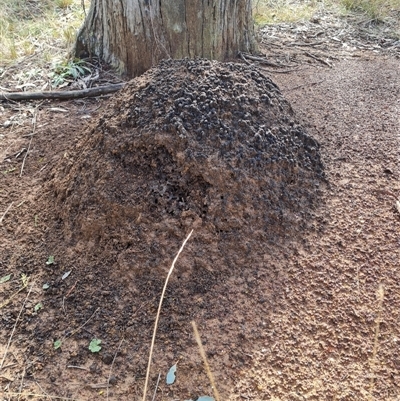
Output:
[{"xmin": 1, "ymin": 51, "xmax": 399, "ymax": 401}]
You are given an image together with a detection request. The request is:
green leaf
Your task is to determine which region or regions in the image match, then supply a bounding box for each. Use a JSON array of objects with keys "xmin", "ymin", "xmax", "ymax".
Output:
[
  {"xmin": 89, "ymin": 339, "xmax": 102, "ymax": 353},
  {"xmin": 70, "ymin": 68, "xmax": 79, "ymax": 79},
  {"xmin": 42, "ymin": 283, "xmax": 50, "ymax": 290},
  {"xmin": 52, "ymin": 76, "xmax": 65, "ymax": 87},
  {"xmin": 0, "ymin": 274, "xmax": 11, "ymax": 284},
  {"xmin": 75, "ymin": 65, "xmax": 85, "ymax": 75},
  {"xmin": 54, "ymin": 340, "xmax": 62, "ymax": 350},
  {"xmin": 166, "ymin": 364, "xmax": 177, "ymax": 385},
  {"xmin": 34, "ymin": 302, "xmax": 43, "ymax": 312},
  {"xmin": 46, "ymin": 255, "xmax": 55, "ymax": 265}
]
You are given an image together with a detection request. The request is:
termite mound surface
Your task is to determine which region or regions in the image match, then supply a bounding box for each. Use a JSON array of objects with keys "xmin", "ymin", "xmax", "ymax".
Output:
[{"xmin": 45, "ymin": 58, "xmax": 324, "ymax": 271}]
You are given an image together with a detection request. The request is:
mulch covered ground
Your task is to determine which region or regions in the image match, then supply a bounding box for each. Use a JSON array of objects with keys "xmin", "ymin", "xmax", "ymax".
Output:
[{"xmin": 0, "ymin": 17, "xmax": 399, "ymax": 401}]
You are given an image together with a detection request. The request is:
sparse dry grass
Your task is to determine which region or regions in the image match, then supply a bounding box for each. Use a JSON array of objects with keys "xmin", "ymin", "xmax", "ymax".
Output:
[
  {"xmin": 253, "ymin": 0, "xmax": 323, "ymax": 24},
  {"xmin": 0, "ymin": 0, "xmax": 88, "ymax": 67},
  {"xmin": 339, "ymin": 0, "xmax": 400, "ymax": 20},
  {"xmin": 1, "ymin": 0, "xmax": 398, "ymax": 72},
  {"xmin": 253, "ymin": 0, "xmax": 400, "ymax": 24}
]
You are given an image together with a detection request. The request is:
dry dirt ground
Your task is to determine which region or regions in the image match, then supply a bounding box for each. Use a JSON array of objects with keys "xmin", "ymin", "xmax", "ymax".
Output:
[{"xmin": 1, "ymin": 27, "xmax": 400, "ymax": 401}]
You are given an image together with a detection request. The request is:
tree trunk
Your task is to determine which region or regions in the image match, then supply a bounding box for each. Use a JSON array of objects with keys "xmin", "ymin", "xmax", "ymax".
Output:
[{"xmin": 75, "ymin": 0, "xmax": 256, "ymax": 78}]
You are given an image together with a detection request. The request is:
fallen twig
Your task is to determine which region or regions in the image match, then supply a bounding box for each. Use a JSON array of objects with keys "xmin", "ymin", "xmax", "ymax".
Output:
[
  {"xmin": 304, "ymin": 51, "xmax": 332, "ymax": 67},
  {"xmin": 0, "ymin": 83, "xmax": 125, "ymax": 102},
  {"xmin": 287, "ymin": 40, "xmax": 325, "ymax": 47},
  {"xmin": 240, "ymin": 52, "xmax": 288, "ymax": 68},
  {"xmin": 86, "ymin": 383, "xmax": 109, "ymax": 389}
]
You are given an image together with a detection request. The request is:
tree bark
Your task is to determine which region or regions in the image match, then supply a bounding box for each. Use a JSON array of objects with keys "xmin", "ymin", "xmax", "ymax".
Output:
[{"xmin": 75, "ymin": 0, "xmax": 256, "ymax": 78}]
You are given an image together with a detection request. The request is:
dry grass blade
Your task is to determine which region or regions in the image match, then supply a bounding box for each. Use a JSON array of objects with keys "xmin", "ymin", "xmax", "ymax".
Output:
[
  {"xmin": 20, "ymin": 106, "xmax": 40, "ymax": 177},
  {"xmin": 191, "ymin": 321, "xmax": 221, "ymax": 401},
  {"xmin": 0, "ymin": 278, "xmax": 29, "ymax": 310},
  {"xmin": 0, "ymin": 202, "xmax": 14, "ymax": 225},
  {"xmin": 17, "ymin": 368, "xmax": 26, "ymax": 401},
  {"xmin": 67, "ymin": 307, "xmax": 99, "ymax": 338},
  {"xmin": 142, "ymin": 229, "xmax": 194, "ymax": 401},
  {"xmin": 106, "ymin": 338, "xmax": 124, "ymax": 401},
  {"xmin": 0, "ymin": 284, "xmax": 33, "ymax": 370}
]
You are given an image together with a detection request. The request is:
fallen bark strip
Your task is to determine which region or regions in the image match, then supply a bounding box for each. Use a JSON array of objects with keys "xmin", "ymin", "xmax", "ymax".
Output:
[{"xmin": 0, "ymin": 83, "xmax": 125, "ymax": 102}]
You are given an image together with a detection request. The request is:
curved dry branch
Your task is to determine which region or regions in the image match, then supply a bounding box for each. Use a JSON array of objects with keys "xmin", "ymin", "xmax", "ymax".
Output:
[{"xmin": 0, "ymin": 83, "xmax": 125, "ymax": 102}]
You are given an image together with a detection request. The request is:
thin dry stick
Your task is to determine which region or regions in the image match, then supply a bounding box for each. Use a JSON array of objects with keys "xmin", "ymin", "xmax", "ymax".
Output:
[
  {"xmin": 0, "ymin": 281, "xmax": 29, "ymax": 309},
  {"xmin": 4, "ymin": 393, "xmax": 80, "ymax": 401},
  {"xmin": 191, "ymin": 321, "xmax": 221, "ymax": 401},
  {"xmin": 0, "ymin": 202, "xmax": 14, "ymax": 225},
  {"xmin": 7, "ymin": 383, "xmax": 11, "ymax": 401},
  {"xmin": 62, "ymin": 280, "xmax": 79, "ymax": 313},
  {"xmin": 106, "ymin": 338, "xmax": 124, "ymax": 401},
  {"xmin": 67, "ymin": 307, "xmax": 100, "ymax": 338},
  {"xmin": 369, "ymin": 283, "xmax": 384, "ymax": 401},
  {"xmin": 17, "ymin": 367, "xmax": 26, "ymax": 401},
  {"xmin": 142, "ymin": 229, "xmax": 194, "ymax": 401},
  {"xmin": 0, "ymin": 202, "xmax": 14, "ymax": 224},
  {"xmin": 67, "ymin": 365, "xmax": 89, "ymax": 370},
  {"xmin": 151, "ymin": 373, "xmax": 161, "ymax": 401},
  {"xmin": 304, "ymin": 51, "xmax": 332, "ymax": 67},
  {"xmin": 34, "ymin": 380, "xmax": 50, "ymax": 399},
  {"xmin": 0, "ymin": 284, "xmax": 33, "ymax": 370}
]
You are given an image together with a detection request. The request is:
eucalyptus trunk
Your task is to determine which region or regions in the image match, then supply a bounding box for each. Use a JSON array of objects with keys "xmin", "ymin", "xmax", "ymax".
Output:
[{"xmin": 75, "ymin": 0, "xmax": 256, "ymax": 77}]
